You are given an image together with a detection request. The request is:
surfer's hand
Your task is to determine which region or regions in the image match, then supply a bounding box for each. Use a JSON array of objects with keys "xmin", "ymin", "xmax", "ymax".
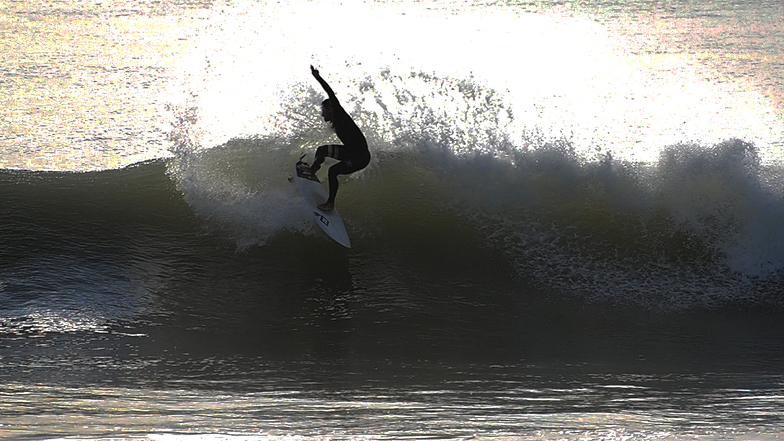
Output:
[{"xmin": 310, "ymin": 65, "xmax": 320, "ymax": 78}]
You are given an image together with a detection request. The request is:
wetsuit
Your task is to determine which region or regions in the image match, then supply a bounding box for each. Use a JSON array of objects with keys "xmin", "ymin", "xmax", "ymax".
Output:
[{"xmin": 311, "ymin": 69, "xmax": 371, "ymax": 208}]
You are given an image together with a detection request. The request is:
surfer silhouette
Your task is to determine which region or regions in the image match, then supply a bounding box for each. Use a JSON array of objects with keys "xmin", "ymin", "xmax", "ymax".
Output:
[{"xmin": 308, "ymin": 65, "xmax": 371, "ymax": 212}]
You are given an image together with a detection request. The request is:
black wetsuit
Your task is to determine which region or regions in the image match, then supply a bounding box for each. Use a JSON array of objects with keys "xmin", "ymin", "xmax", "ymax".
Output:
[{"xmin": 311, "ymin": 71, "xmax": 371, "ymax": 207}]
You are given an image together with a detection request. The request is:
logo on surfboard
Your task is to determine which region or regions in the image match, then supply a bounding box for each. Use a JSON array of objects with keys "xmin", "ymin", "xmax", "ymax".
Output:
[{"xmin": 314, "ymin": 212, "xmax": 330, "ymax": 227}]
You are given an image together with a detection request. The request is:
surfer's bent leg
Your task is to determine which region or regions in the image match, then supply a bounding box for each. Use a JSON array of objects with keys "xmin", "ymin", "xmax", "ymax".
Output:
[
  {"xmin": 324, "ymin": 152, "xmax": 370, "ymax": 207},
  {"xmin": 311, "ymin": 144, "xmax": 342, "ymax": 173}
]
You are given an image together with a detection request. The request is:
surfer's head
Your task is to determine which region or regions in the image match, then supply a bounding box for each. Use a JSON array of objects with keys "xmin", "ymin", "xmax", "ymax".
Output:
[{"xmin": 320, "ymin": 99, "xmax": 333, "ymax": 123}]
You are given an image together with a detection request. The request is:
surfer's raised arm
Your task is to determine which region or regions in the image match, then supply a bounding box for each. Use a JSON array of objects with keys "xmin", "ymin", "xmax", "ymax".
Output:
[{"xmin": 310, "ymin": 65, "xmax": 337, "ymax": 102}]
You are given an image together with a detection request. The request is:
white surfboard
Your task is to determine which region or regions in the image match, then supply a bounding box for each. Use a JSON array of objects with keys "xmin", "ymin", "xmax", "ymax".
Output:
[{"xmin": 292, "ymin": 160, "xmax": 351, "ymax": 248}]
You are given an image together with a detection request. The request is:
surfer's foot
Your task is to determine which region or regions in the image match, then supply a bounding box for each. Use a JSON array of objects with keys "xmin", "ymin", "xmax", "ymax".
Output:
[{"xmin": 317, "ymin": 201, "xmax": 334, "ymax": 211}]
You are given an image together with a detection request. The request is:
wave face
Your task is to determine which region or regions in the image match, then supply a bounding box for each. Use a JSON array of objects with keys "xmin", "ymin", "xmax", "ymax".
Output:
[
  {"xmin": 8, "ymin": 143, "xmax": 776, "ymax": 316},
  {"xmin": 1, "ymin": 144, "xmax": 782, "ymax": 353},
  {"xmin": 163, "ymin": 128, "xmax": 784, "ymax": 310}
]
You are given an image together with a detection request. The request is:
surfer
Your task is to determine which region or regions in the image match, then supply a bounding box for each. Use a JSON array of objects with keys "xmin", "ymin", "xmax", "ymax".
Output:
[{"xmin": 308, "ymin": 65, "xmax": 371, "ymax": 212}]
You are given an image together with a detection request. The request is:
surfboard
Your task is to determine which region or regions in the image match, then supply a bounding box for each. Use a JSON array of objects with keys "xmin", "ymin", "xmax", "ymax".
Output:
[{"xmin": 292, "ymin": 160, "xmax": 351, "ymax": 248}]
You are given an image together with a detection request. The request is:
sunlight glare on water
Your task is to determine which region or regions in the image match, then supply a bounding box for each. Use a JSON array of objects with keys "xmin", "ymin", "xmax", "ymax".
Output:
[{"xmin": 0, "ymin": 0, "xmax": 203, "ymax": 171}]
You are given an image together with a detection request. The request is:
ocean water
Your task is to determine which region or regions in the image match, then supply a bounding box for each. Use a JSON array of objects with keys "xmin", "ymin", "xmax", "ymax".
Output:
[{"xmin": 2, "ymin": 0, "xmax": 784, "ymax": 439}]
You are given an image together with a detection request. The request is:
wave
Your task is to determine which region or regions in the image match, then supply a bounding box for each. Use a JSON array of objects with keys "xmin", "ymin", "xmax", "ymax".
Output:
[
  {"xmin": 2, "ymin": 137, "xmax": 784, "ymax": 313},
  {"xmin": 469, "ymin": 140, "xmax": 784, "ymax": 309},
  {"xmin": 159, "ymin": 120, "xmax": 784, "ymax": 308},
  {"xmin": 0, "ymin": 162, "xmax": 186, "ymax": 335}
]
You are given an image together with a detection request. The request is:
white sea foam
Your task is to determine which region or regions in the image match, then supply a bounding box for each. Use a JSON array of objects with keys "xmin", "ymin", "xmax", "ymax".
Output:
[{"xmin": 165, "ymin": 0, "xmax": 784, "ymax": 164}]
